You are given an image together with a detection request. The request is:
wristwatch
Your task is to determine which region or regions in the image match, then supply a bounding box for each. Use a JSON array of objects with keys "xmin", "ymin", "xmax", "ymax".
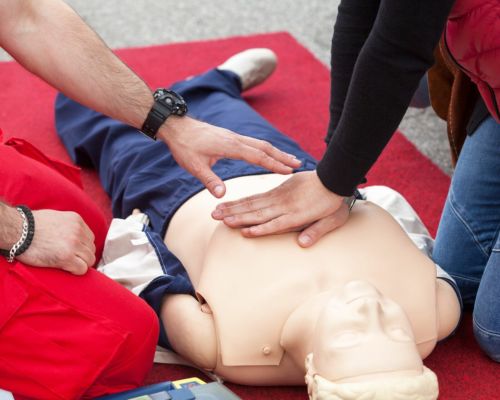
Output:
[{"xmin": 141, "ymin": 88, "xmax": 188, "ymax": 140}]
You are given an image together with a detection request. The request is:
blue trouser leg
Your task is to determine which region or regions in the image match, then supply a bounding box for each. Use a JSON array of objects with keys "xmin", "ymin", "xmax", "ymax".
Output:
[
  {"xmin": 169, "ymin": 69, "xmax": 310, "ymax": 155},
  {"xmin": 433, "ymin": 116, "xmax": 500, "ymax": 361}
]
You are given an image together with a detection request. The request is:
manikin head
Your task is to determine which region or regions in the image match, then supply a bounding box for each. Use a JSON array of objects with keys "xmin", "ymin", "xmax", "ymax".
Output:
[{"xmin": 305, "ymin": 280, "xmax": 438, "ymax": 400}]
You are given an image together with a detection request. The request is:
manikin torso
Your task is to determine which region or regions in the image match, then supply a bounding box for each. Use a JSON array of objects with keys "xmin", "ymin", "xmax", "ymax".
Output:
[{"xmin": 162, "ymin": 174, "xmax": 460, "ymax": 385}]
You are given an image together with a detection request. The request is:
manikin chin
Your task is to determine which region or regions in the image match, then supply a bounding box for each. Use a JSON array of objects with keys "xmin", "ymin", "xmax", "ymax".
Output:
[{"xmin": 303, "ymin": 281, "xmax": 439, "ymax": 400}]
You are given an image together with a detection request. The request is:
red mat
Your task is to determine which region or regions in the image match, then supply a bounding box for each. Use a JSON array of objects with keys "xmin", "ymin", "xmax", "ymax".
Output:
[{"xmin": 1, "ymin": 32, "xmax": 498, "ymax": 399}]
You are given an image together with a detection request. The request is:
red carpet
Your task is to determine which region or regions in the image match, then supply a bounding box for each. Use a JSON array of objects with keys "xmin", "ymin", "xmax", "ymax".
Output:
[{"xmin": 1, "ymin": 32, "xmax": 498, "ymax": 399}]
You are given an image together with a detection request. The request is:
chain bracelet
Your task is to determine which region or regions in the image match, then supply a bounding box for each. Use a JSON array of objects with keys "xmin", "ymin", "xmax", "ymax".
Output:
[{"xmin": 7, "ymin": 207, "xmax": 29, "ymax": 263}]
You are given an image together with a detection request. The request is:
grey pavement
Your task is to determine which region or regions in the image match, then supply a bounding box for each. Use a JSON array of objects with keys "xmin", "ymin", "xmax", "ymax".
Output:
[{"xmin": 0, "ymin": 0, "xmax": 452, "ymax": 175}]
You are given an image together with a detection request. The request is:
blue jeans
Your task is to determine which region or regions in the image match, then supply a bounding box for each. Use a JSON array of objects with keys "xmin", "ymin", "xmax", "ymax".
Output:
[{"xmin": 433, "ymin": 116, "xmax": 500, "ymax": 362}]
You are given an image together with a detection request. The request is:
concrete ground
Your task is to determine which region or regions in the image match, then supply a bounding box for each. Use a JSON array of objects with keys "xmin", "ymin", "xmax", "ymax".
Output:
[{"xmin": 0, "ymin": 0, "xmax": 452, "ymax": 174}]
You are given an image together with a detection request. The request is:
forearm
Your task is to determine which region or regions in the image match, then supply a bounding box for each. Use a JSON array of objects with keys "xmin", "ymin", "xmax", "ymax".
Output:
[
  {"xmin": 0, "ymin": 0, "xmax": 152, "ymax": 129},
  {"xmin": 0, "ymin": 201, "xmax": 22, "ymax": 251},
  {"xmin": 326, "ymin": 0, "xmax": 379, "ymax": 144},
  {"xmin": 318, "ymin": 0, "xmax": 455, "ymax": 195}
]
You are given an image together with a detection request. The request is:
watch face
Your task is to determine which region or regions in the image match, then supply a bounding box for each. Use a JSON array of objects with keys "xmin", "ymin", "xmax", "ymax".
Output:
[{"xmin": 154, "ymin": 89, "xmax": 188, "ymax": 116}]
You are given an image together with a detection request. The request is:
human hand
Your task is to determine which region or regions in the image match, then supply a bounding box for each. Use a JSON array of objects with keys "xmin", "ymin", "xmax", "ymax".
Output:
[
  {"xmin": 17, "ymin": 210, "xmax": 96, "ymax": 275},
  {"xmin": 211, "ymin": 170, "xmax": 350, "ymax": 247},
  {"xmin": 158, "ymin": 116, "xmax": 302, "ymax": 198}
]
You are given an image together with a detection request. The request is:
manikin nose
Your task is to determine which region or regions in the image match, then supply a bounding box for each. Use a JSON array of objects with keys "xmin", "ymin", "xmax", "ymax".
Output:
[{"xmin": 357, "ymin": 297, "xmax": 385, "ymax": 332}]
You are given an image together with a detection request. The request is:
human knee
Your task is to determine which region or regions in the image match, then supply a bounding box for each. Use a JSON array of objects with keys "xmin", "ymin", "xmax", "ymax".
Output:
[
  {"xmin": 124, "ymin": 299, "xmax": 159, "ymax": 357},
  {"xmin": 87, "ymin": 301, "xmax": 159, "ymax": 398},
  {"xmin": 107, "ymin": 295, "xmax": 159, "ymax": 375},
  {"xmin": 473, "ymin": 316, "xmax": 500, "ymax": 362}
]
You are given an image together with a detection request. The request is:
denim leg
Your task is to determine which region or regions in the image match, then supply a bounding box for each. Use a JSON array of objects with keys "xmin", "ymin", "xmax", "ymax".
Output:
[
  {"xmin": 433, "ymin": 117, "xmax": 500, "ymax": 304},
  {"xmin": 473, "ymin": 232, "xmax": 500, "ymax": 361},
  {"xmin": 433, "ymin": 116, "xmax": 500, "ymax": 359}
]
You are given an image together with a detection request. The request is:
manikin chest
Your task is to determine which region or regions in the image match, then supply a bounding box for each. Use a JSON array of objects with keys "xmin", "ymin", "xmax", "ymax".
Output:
[{"xmin": 196, "ymin": 202, "xmax": 438, "ymax": 367}]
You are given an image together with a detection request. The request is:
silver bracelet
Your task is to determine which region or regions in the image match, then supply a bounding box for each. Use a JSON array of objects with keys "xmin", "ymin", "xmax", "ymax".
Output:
[
  {"xmin": 343, "ymin": 195, "xmax": 357, "ymax": 212},
  {"xmin": 7, "ymin": 207, "xmax": 29, "ymax": 263},
  {"xmin": 343, "ymin": 189, "xmax": 362, "ymax": 212}
]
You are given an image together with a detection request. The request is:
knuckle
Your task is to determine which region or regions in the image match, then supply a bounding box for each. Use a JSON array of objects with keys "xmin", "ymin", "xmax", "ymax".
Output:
[
  {"xmin": 221, "ymin": 135, "xmax": 236, "ymax": 149},
  {"xmin": 255, "ymin": 150, "xmax": 267, "ymax": 162},
  {"xmin": 65, "ymin": 246, "xmax": 75, "ymax": 259},
  {"xmin": 69, "ymin": 236, "xmax": 80, "ymax": 248},
  {"xmin": 244, "ymin": 198, "xmax": 255, "ymax": 211},
  {"xmin": 247, "ymin": 226, "xmax": 260, "ymax": 236},
  {"xmin": 204, "ymin": 175, "xmax": 218, "ymax": 186},
  {"xmin": 260, "ymin": 140, "xmax": 273, "ymax": 152},
  {"xmin": 190, "ymin": 162, "xmax": 203, "ymax": 175},
  {"xmin": 270, "ymin": 219, "xmax": 283, "ymax": 232},
  {"xmin": 227, "ymin": 215, "xmax": 241, "ymax": 225},
  {"xmin": 330, "ymin": 212, "xmax": 345, "ymax": 226}
]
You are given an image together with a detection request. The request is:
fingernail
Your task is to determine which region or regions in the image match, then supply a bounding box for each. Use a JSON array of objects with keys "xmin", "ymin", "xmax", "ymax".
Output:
[
  {"xmin": 299, "ymin": 235, "xmax": 311, "ymax": 246},
  {"xmin": 212, "ymin": 209, "xmax": 222, "ymax": 218},
  {"xmin": 214, "ymin": 185, "xmax": 224, "ymax": 196},
  {"xmin": 225, "ymin": 216, "xmax": 235, "ymax": 222}
]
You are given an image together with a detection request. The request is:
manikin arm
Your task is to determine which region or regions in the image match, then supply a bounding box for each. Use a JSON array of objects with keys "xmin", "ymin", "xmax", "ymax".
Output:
[
  {"xmin": 435, "ymin": 279, "xmax": 461, "ymax": 341},
  {"xmin": 161, "ymin": 294, "xmax": 218, "ymax": 371},
  {"xmin": 161, "ymin": 293, "xmax": 306, "ymax": 385}
]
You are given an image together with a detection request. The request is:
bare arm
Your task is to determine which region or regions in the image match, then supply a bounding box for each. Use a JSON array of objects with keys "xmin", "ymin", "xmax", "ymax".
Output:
[
  {"xmin": 0, "ymin": 0, "xmax": 151, "ymax": 129},
  {"xmin": 0, "ymin": 0, "xmax": 301, "ymax": 197},
  {"xmin": 0, "ymin": 201, "xmax": 23, "ymax": 251},
  {"xmin": 0, "ymin": 200, "xmax": 96, "ymax": 274}
]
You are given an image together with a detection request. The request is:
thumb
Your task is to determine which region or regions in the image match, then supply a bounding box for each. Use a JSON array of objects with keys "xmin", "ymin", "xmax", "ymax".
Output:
[
  {"xmin": 195, "ymin": 165, "xmax": 226, "ymax": 198},
  {"xmin": 297, "ymin": 211, "xmax": 346, "ymax": 248}
]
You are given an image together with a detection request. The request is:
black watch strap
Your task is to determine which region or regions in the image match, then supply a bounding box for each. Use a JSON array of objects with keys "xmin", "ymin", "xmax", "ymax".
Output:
[
  {"xmin": 141, "ymin": 89, "xmax": 188, "ymax": 140},
  {"xmin": 141, "ymin": 101, "xmax": 173, "ymax": 140}
]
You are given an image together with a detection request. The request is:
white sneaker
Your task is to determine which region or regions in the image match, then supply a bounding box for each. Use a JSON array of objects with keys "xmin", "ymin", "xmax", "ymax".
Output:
[{"xmin": 218, "ymin": 48, "xmax": 278, "ymax": 91}]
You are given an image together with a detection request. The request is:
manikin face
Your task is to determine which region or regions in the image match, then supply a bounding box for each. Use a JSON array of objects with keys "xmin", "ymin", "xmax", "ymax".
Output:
[{"xmin": 312, "ymin": 280, "xmax": 424, "ymax": 383}]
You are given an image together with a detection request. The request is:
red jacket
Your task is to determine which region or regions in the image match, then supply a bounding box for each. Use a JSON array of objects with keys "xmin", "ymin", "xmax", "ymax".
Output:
[{"xmin": 444, "ymin": 0, "xmax": 500, "ymax": 122}]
